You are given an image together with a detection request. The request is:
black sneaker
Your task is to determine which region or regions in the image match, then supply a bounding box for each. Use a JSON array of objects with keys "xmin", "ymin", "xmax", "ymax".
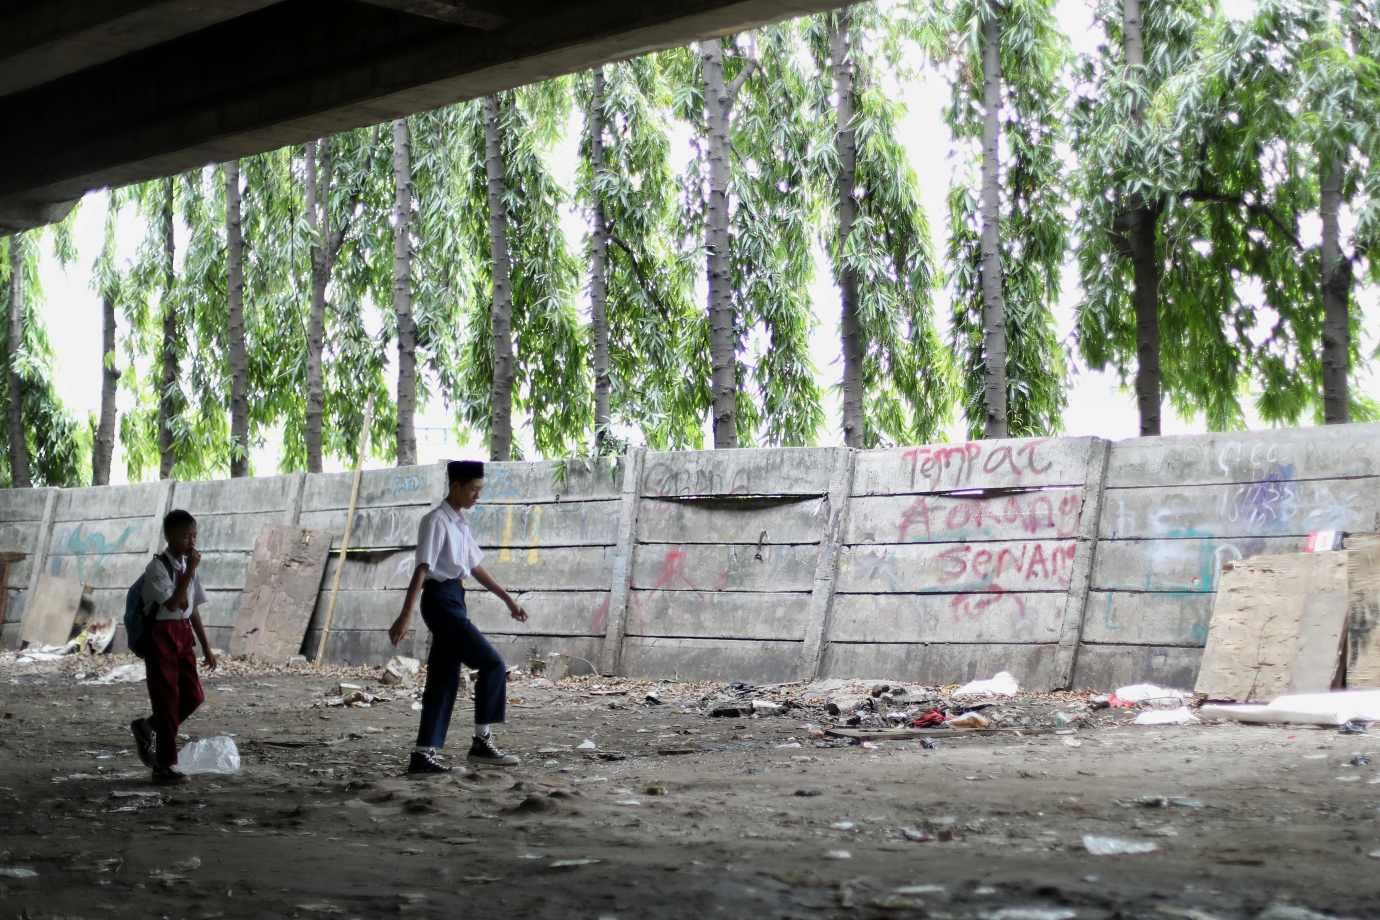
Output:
[
  {"xmin": 130, "ymin": 718, "xmax": 156, "ymax": 769},
  {"xmin": 407, "ymin": 750, "xmax": 452, "ymax": 776},
  {"xmin": 152, "ymin": 766, "xmax": 189, "ymax": 785},
  {"xmin": 467, "ymin": 734, "xmax": 520, "ymax": 767}
]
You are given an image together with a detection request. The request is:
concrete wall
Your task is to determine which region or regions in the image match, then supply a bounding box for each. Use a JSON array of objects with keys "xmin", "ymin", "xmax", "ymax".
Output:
[{"xmin": 5, "ymin": 423, "xmax": 1379, "ymax": 689}]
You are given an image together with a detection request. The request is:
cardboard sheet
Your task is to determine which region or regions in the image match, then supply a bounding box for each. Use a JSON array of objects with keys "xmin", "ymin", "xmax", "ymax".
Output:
[
  {"xmin": 1195, "ymin": 551, "xmax": 1348, "ymax": 701},
  {"xmin": 18, "ymin": 573, "xmax": 85, "ymax": 649},
  {"xmin": 229, "ymin": 525, "xmax": 332, "ymax": 663}
]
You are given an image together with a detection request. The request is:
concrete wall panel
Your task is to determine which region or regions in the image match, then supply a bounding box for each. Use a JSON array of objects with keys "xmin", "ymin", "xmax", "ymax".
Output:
[
  {"xmin": 835, "ymin": 540, "xmax": 1079, "ymax": 594},
  {"xmin": 820, "ymin": 641, "xmax": 1055, "ymax": 685},
  {"xmin": 1079, "ymin": 591, "xmax": 1211, "ymax": 647},
  {"xmin": 1092, "ymin": 536, "xmax": 1305, "ymax": 594},
  {"xmin": 173, "ymin": 476, "xmax": 293, "ymax": 515},
  {"xmin": 630, "ymin": 543, "xmax": 818, "ymax": 594},
  {"xmin": 642, "ymin": 448, "xmax": 835, "ymax": 498},
  {"xmin": 1072, "ymin": 644, "xmax": 1202, "ymax": 690},
  {"xmin": 0, "ymin": 490, "xmax": 50, "ymax": 520},
  {"xmin": 302, "ymin": 464, "xmax": 440, "ymax": 511},
  {"xmin": 853, "ymin": 437, "xmax": 1091, "ymax": 496},
  {"xmin": 47, "ymin": 517, "xmax": 155, "ymax": 558},
  {"xmin": 468, "ymin": 500, "xmax": 622, "ymax": 548},
  {"xmin": 1106, "ymin": 424, "xmax": 1380, "ymax": 488},
  {"xmin": 626, "ymin": 590, "xmax": 811, "ymax": 641},
  {"xmin": 620, "ymin": 636, "xmax": 801, "ymax": 683},
  {"xmin": 828, "ymin": 592, "xmax": 1064, "ymax": 644},
  {"xmin": 53, "ymin": 482, "xmax": 161, "ymax": 521},
  {"xmin": 1100, "ymin": 478, "xmax": 1380, "ymax": 540},
  {"xmin": 635, "ymin": 496, "xmax": 826, "ymax": 545}
]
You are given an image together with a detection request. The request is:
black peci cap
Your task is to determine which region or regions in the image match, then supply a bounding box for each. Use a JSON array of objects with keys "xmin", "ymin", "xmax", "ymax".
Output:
[{"xmin": 447, "ymin": 460, "xmax": 485, "ymax": 485}]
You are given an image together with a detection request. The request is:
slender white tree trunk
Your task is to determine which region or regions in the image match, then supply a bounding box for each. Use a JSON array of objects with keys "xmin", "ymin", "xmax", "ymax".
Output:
[
  {"xmin": 483, "ymin": 95, "xmax": 515, "ymax": 462},
  {"xmin": 305, "ymin": 140, "xmax": 329, "ymax": 473},
  {"xmin": 7, "ymin": 235, "xmax": 29, "ymax": 488},
  {"xmin": 979, "ymin": 13, "xmax": 1008, "ymax": 439},
  {"xmin": 1123, "ymin": 0, "xmax": 1163, "ymax": 437},
  {"xmin": 588, "ymin": 67, "xmax": 613, "ymax": 453},
  {"xmin": 702, "ymin": 40, "xmax": 738, "ymax": 449},
  {"xmin": 831, "ymin": 14, "xmax": 864, "ymax": 449},
  {"xmin": 393, "ymin": 118, "xmax": 418, "ymax": 465},
  {"xmin": 158, "ymin": 178, "xmax": 179, "ymax": 478},
  {"xmin": 93, "ymin": 286, "xmax": 120, "ymax": 486},
  {"xmin": 226, "ymin": 159, "xmax": 250, "ymax": 477},
  {"xmin": 1320, "ymin": 153, "xmax": 1350, "ymax": 424}
]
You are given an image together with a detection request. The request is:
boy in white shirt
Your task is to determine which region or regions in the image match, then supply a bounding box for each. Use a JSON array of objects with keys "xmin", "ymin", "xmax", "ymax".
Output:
[
  {"xmin": 389, "ymin": 460, "xmax": 529, "ymax": 774},
  {"xmin": 129, "ymin": 509, "xmax": 217, "ymax": 784}
]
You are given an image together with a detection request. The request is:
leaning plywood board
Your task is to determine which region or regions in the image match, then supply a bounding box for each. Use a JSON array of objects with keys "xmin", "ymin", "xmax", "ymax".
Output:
[
  {"xmin": 19, "ymin": 573, "xmax": 85, "ymax": 649},
  {"xmin": 1195, "ymin": 551, "xmax": 1348, "ymax": 701},
  {"xmin": 229, "ymin": 525, "xmax": 332, "ymax": 662},
  {"xmin": 1346, "ymin": 533, "xmax": 1380, "ymax": 688}
]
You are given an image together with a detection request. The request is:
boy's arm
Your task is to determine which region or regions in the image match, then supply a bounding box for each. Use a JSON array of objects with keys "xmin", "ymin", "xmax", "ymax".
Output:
[
  {"xmin": 389, "ymin": 564, "xmax": 429, "ymax": 645},
  {"xmin": 164, "ymin": 549, "xmax": 202, "ymax": 612},
  {"xmin": 471, "ymin": 565, "xmax": 528, "ymax": 622},
  {"xmin": 189, "ymin": 608, "xmax": 217, "ymax": 670}
]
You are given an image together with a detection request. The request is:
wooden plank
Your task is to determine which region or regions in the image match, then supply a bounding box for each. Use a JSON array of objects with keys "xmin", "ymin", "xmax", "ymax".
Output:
[
  {"xmin": 50, "ymin": 482, "xmax": 161, "ymax": 523},
  {"xmin": 171, "ymin": 476, "xmax": 296, "ymax": 516},
  {"xmin": 630, "ymin": 543, "xmax": 818, "ymax": 594},
  {"xmin": 852, "ymin": 437, "xmax": 1092, "ymax": 497},
  {"xmin": 1194, "ymin": 551, "xmax": 1348, "ymax": 700},
  {"xmin": 827, "ymin": 592, "xmax": 1065, "ymax": 644},
  {"xmin": 835, "ymin": 539, "xmax": 1078, "ymax": 594},
  {"xmin": 1071, "ymin": 644, "xmax": 1202, "ymax": 691},
  {"xmin": 18, "ymin": 573, "xmax": 84, "ymax": 648},
  {"xmin": 1106, "ymin": 422, "xmax": 1380, "ymax": 488},
  {"xmin": 641, "ymin": 447, "xmax": 837, "ymax": 498},
  {"xmin": 307, "ymin": 587, "xmax": 609, "ymax": 636},
  {"xmin": 636, "ymin": 495, "xmax": 826, "ymax": 545},
  {"xmin": 468, "ymin": 500, "xmax": 622, "ymax": 548},
  {"xmin": 1092, "ymin": 536, "xmax": 1305, "ymax": 593},
  {"xmin": 626, "ymin": 590, "xmax": 812, "ymax": 641},
  {"xmin": 1100, "ymin": 478, "xmax": 1377, "ymax": 540},
  {"xmin": 620, "ymin": 636, "xmax": 802, "ymax": 683},
  {"xmin": 845, "ymin": 488, "xmax": 1083, "ymax": 545},
  {"xmin": 597, "ymin": 447, "xmax": 644, "ymax": 675},
  {"xmin": 228, "ymin": 525, "xmax": 333, "ymax": 662},
  {"xmin": 1080, "ymin": 591, "xmax": 1213, "ymax": 647},
  {"xmin": 820, "ymin": 642, "xmax": 1055, "ymax": 686},
  {"xmin": 19, "ymin": 489, "xmax": 58, "ymax": 636},
  {"xmin": 1346, "ymin": 532, "xmax": 1380, "ymax": 688}
]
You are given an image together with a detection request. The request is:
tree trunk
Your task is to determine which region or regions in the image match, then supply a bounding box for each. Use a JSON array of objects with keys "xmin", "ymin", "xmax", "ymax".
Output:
[
  {"xmin": 830, "ymin": 14, "xmax": 865, "ymax": 449},
  {"xmin": 1320, "ymin": 153, "xmax": 1350, "ymax": 424},
  {"xmin": 7, "ymin": 235, "xmax": 29, "ymax": 488},
  {"xmin": 305, "ymin": 139, "xmax": 329, "ymax": 473},
  {"xmin": 225, "ymin": 159, "xmax": 250, "ymax": 477},
  {"xmin": 1122, "ymin": 0, "xmax": 1162, "ymax": 437},
  {"xmin": 978, "ymin": 13, "xmax": 1008, "ymax": 440},
  {"xmin": 158, "ymin": 177, "xmax": 178, "ymax": 479},
  {"xmin": 702, "ymin": 40, "xmax": 738, "ymax": 449},
  {"xmin": 482, "ymin": 95, "xmax": 515, "ymax": 462},
  {"xmin": 93, "ymin": 287, "xmax": 120, "ymax": 486},
  {"xmin": 588, "ymin": 67, "xmax": 613, "ymax": 453},
  {"xmin": 393, "ymin": 118, "xmax": 418, "ymax": 466}
]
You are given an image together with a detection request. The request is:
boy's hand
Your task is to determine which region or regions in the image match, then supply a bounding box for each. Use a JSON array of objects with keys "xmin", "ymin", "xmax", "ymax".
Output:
[
  {"xmin": 389, "ymin": 613, "xmax": 411, "ymax": 646},
  {"xmin": 507, "ymin": 598, "xmax": 528, "ymax": 623},
  {"xmin": 187, "ymin": 548, "xmax": 202, "ymax": 571},
  {"xmin": 202, "ymin": 648, "xmax": 217, "ymax": 671}
]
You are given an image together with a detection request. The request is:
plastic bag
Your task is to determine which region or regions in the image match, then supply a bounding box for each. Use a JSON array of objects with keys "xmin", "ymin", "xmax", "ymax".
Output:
[
  {"xmin": 1132, "ymin": 707, "xmax": 1199, "ymax": 725},
  {"xmin": 178, "ymin": 736, "xmax": 241, "ymax": 775},
  {"xmin": 952, "ymin": 671, "xmax": 1019, "ymax": 698},
  {"xmin": 1082, "ymin": 835, "xmax": 1159, "ymax": 855}
]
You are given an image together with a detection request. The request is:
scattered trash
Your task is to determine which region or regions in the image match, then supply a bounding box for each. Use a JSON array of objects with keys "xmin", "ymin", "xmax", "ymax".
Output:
[
  {"xmin": 411, "ymin": 701, "xmax": 423, "ymax": 711},
  {"xmin": 645, "ymin": 786, "xmax": 667, "ymax": 796},
  {"xmin": 831, "ymin": 821, "xmax": 858, "ymax": 831},
  {"xmin": 380, "ymin": 656, "xmax": 420, "ymax": 686},
  {"xmin": 529, "ymin": 678, "xmax": 550, "ymax": 689},
  {"xmin": 981, "ymin": 909, "xmax": 1078, "ymax": 920},
  {"xmin": 549, "ymin": 859, "xmax": 600, "ymax": 868},
  {"xmin": 85, "ymin": 663, "xmax": 146, "ymax": 685},
  {"xmin": 946, "ymin": 712, "xmax": 990, "ymax": 729},
  {"xmin": 919, "ymin": 738, "xmax": 938, "ymax": 750},
  {"xmin": 577, "ymin": 739, "xmax": 597, "ymax": 750},
  {"xmin": 1114, "ymin": 684, "xmax": 1189, "ymax": 706},
  {"xmin": 646, "ymin": 690, "xmax": 662, "ymax": 705},
  {"xmin": 1052, "ymin": 711, "xmax": 1079, "ymax": 726},
  {"xmin": 751, "ymin": 700, "xmax": 783, "ymax": 714},
  {"xmin": 1083, "ymin": 835, "xmax": 1159, "ymax": 855},
  {"xmin": 823, "ymin": 850, "xmax": 851, "ymax": 859},
  {"xmin": 172, "ymin": 857, "xmax": 201, "ymax": 871},
  {"xmin": 953, "ymin": 671, "xmax": 1019, "ymax": 698},
  {"xmin": 178, "ymin": 736, "xmax": 241, "ymax": 775},
  {"xmin": 0, "ymin": 867, "xmax": 37, "ymax": 878},
  {"xmin": 902, "ymin": 827, "xmax": 934, "ymax": 842},
  {"xmin": 1351, "ymin": 754, "xmax": 1371, "ymax": 767},
  {"xmin": 1127, "ymin": 795, "xmax": 1169, "ymax": 808},
  {"xmin": 1200, "ymin": 689, "xmax": 1380, "ymax": 727},
  {"xmin": 1133, "ymin": 707, "xmax": 1199, "ymax": 726},
  {"xmin": 1257, "ymin": 906, "xmax": 1339, "ymax": 920},
  {"xmin": 1064, "ymin": 738, "xmax": 1082, "ymax": 747},
  {"xmin": 794, "ymin": 789, "xmax": 825, "ymax": 797},
  {"xmin": 912, "ymin": 709, "xmax": 946, "ymax": 728},
  {"xmin": 936, "ymin": 827, "xmax": 956, "ymax": 842},
  {"xmin": 1339, "ymin": 720, "xmax": 1370, "ymax": 734},
  {"xmin": 1170, "ymin": 798, "xmax": 1203, "ymax": 808}
]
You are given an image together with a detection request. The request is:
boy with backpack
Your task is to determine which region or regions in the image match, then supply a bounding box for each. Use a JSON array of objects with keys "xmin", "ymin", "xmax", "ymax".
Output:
[{"xmin": 128, "ymin": 510, "xmax": 217, "ymax": 785}]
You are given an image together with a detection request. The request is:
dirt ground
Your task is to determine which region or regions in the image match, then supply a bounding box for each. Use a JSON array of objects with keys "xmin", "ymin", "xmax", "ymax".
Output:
[{"xmin": 2, "ymin": 654, "xmax": 1380, "ymax": 920}]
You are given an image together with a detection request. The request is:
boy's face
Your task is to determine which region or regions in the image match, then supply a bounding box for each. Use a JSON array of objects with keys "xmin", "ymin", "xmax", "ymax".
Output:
[
  {"xmin": 449, "ymin": 477, "xmax": 484, "ymax": 509},
  {"xmin": 166, "ymin": 524, "xmax": 197, "ymax": 557}
]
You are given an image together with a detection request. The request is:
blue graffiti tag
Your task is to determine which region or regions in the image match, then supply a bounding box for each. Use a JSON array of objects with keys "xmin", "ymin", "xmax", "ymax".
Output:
[{"xmin": 50, "ymin": 523, "xmax": 138, "ymax": 577}]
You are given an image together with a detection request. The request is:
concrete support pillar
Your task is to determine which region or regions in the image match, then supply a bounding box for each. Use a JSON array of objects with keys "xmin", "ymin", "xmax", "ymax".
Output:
[
  {"xmin": 284, "ymin": 472, "xmax": 307, "ymax": 526},
  {"xmin": 795, "ymin": 447, "xmax": 854, "ymax": 681},
  {"xmin": 15, "ymin": 488, "xmax": 57, "ymax": 642},
  {"xmin": 1050, "ymin": 437, "xmax": 1112, "ymax": 689},
  {"xmin": 597, "ymin": 448, "xmax": 646, "ymax": 676}
]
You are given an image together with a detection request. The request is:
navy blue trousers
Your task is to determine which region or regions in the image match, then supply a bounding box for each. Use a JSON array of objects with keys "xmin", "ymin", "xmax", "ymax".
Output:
[{"xmin": 416, "ymin": 578, "xmax": 507, "ymax": 749}]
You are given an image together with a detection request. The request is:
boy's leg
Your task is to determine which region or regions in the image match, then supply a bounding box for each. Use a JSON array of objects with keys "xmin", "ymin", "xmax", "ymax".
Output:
[
  {"xmin": 174, "ymin": 620, "xmax": 205, "ymax": 728},
  {"xmin": 456, "ymin": 618, "xmax": 507, "ymax": 730},
  {"xmin": 416, "ymin": 604, "xmax": 464, "ymax": 751},
  {"xmin": 145, "ymin": 621, "xmax": 182, "ymax": 767}
]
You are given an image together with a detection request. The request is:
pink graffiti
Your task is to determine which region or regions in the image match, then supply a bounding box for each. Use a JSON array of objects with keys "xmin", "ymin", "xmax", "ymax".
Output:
[
  {"xmin": 902, "ymin": 439, "xmax": 1052, "ymax": 491},
  {"xmin": 897, "ymin": 491, "xmax": 1081, "ymax": 542},
  {"xmin": 936, "ymin": 541, "xmax": 1077, "ymax": 588},
  {"xmin": 951, "ymin": 585, "xmax": 1028, "ymax": 622}
]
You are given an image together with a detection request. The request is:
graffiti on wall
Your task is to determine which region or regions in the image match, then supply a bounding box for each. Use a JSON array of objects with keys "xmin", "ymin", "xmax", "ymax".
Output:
[
  {"xmin": 49, "ymin": 523, "xmax": 139, "ymax": 580},
  {"xmin": 901, "ymin": 440, "xmax": 1053, "ymax": 492},
  {"xmin": 645, "ymin": 461, "xmax": 758, "ymax": 498},
  {"xmin": 895, "ymin": 491, "xmax": 1081, "ymax": 543}
]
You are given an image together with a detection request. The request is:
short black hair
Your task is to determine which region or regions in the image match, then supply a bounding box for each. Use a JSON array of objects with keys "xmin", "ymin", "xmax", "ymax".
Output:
[
  {"xmin": 163, "ymin": 509, "xmax": 196, "ymax": 537},
  {"xmin": 447, "ymin": 460, "xmax": 484, "ymax": 486}
]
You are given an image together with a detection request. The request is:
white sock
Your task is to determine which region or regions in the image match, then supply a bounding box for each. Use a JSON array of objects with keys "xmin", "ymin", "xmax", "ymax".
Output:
[
  {"xmin": 414, "ymin": 744, "xmax": 436, "ymax": 754},
  {"xmin": 474, "ymin": 724, "xmax": 492, "ymax": 739}
]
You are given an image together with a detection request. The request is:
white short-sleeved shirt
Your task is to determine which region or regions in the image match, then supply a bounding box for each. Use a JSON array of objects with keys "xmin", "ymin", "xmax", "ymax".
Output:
[
  {"xmin": 415, "ymin": 501, "xmax": 484, "ymax": 582},
  {"xmin": 142, "ymin": 553, "xmax": 209, "ymax": 621}
]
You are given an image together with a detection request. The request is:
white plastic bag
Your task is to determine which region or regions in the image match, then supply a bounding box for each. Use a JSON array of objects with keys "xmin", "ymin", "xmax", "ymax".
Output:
[
  {"xmin": 952, "ymin": 671, "xmax": 1020, "ymax": 698},
  {"xmin": 1132, "ymin": 707, "xmax": 1199, "ymax": 725},
  {"xmin": 1082, "ymin": 835, "xmax": 1159, "ymax": 855},
  {"xmin": 178, "ymin": 736, "xmax": 241, "ymax": 775},
  {"xmin": 1113, "ymin": 683, "xmax": 1188, "ymax": 706}
]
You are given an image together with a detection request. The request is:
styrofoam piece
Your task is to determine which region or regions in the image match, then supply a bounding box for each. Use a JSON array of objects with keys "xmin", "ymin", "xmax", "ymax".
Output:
[
  {"xmin": 952, "ymin": 671, "xmax": 1020, "ymax": 698},
  {"xmin": 1132, "ymin": 706, "xmax": 1199, "ymax": 725},
  {"xmin": 1200, "ymin": 689, "xmax": 1380, "ymax": 726},
  {"xmin": 1114, "ymin": 683, "xmax": 1188, "ymax": 705}
]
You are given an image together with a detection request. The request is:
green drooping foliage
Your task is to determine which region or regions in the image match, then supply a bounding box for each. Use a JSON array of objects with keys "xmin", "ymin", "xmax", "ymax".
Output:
[
  {"xmin": 436, "ymin": 86, "xmax": 587, "ymax": 461},
  {"xmin": 1, "ymin": 228, "xmax": 90, "ymax": 487},
  {"xmin": 924, "ymin": 0, "xmax": 1071, "ymax": 440},
  {"xmin": 803, "ymin": 6, "xmax": 950, "ymax": 449}
]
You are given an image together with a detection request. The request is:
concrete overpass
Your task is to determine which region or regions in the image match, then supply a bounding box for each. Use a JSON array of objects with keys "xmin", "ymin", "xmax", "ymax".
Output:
[{"xmin": 0, "ymin": 0, "xmax": 846, "ymax": 234}]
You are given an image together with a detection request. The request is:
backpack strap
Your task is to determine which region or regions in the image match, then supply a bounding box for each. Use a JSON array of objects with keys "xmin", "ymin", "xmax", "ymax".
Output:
[{"xmin": 145, "ymin": 552, "xmax": 178, "ymax": 618}]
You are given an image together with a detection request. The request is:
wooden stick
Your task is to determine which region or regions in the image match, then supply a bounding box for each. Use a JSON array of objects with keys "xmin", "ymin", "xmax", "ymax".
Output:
[{"xmin": 315, "ymin": 392, "xmax": 374, "ymax": 664}]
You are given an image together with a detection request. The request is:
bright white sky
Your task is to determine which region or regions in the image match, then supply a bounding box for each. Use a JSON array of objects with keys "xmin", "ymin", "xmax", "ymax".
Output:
[{"xmin": 32, "ymin": 0, "xmax": 1380, "ymax": 482}]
